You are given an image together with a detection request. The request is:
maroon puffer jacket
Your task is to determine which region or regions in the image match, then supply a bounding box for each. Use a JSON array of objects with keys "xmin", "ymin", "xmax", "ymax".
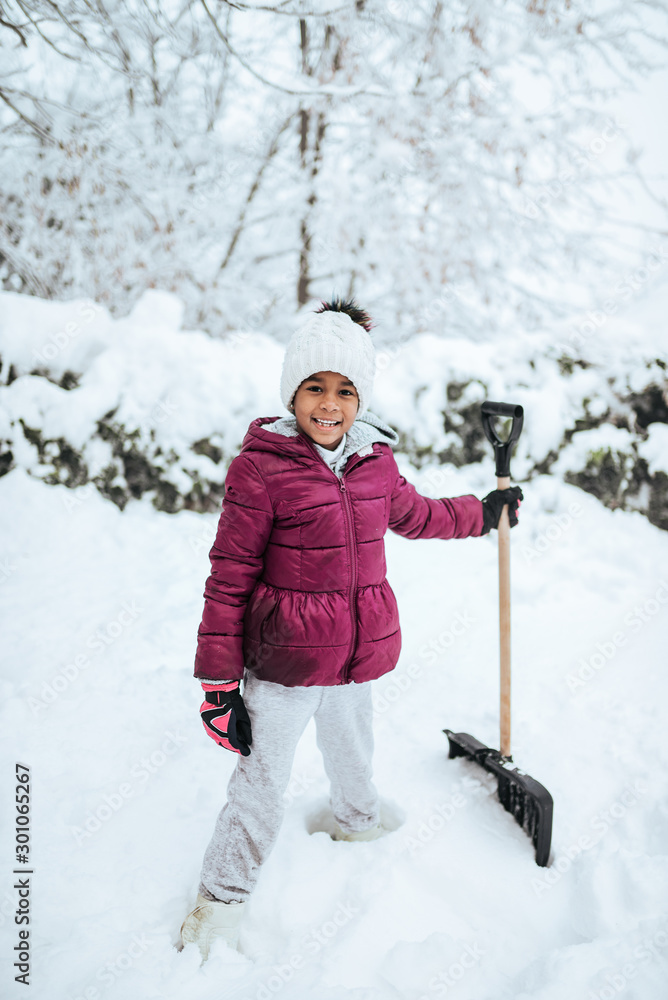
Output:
[{"xmin": 195, "ymin": 417, "xmax": 483, "ymax": 686}]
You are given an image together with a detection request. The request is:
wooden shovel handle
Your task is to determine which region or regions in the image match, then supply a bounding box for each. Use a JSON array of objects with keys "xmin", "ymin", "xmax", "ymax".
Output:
[{"xmin": 497, "ymin": 474, "xmax": 511, "ymax": 758}]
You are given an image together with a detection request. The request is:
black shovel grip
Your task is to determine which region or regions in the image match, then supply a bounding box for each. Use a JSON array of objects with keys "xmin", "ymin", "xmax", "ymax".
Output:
[{"xmin": 481, "ymin": 401, "xmax": 524, "ymax": 478}]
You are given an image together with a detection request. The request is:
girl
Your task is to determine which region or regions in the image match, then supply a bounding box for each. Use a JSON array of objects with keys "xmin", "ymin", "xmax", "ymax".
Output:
[{"xmin": 180, "ymin": 299, "xmax": 521, "ymax": 958}]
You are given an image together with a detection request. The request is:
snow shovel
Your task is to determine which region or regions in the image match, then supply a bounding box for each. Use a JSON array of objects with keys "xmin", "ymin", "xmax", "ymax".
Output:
[{"xmin": 444, "ymin": 400, "xmax": 553, "ymax": 867}]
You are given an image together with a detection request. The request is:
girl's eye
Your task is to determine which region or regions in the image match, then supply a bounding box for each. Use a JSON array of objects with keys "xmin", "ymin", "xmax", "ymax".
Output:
[{"xmin": 304, "ymin": 385, "xmax": 356, "ymax": 396}]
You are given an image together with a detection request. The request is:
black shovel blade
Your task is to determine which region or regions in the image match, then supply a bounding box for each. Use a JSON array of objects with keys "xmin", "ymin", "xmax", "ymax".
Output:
[{"xmin": 444, "ymin": 730, "xmax": 553, "ymax": 867}]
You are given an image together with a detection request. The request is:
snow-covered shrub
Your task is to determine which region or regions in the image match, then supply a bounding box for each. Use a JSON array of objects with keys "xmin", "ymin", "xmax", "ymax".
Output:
[
  {"xmin": 0, "ymin": 291, "xmax": 284, "ymax": 512},
  {"xmin": 1, "ymin": 289, "xmax": 667, "ymax": 527}
]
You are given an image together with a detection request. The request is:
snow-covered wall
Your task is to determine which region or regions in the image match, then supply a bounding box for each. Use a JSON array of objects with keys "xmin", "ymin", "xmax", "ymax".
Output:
[{"xmin": 1, "ymin": 290, "xmax": 667, "ymax": 528}]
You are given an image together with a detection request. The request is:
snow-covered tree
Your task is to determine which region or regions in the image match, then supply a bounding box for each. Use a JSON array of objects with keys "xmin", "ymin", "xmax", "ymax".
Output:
[{"xmin": 1, "ymin": 0, "xmax": 667, "ymax": 343}]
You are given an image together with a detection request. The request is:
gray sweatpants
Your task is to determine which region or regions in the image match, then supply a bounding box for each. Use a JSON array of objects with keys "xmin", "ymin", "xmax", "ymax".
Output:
[{"xmin": 198, "ymin": 672, "xmax": 379, "ymax": 903}]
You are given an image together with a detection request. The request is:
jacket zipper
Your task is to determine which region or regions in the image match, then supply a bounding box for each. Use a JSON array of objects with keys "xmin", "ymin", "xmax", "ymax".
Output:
[
  {"xmin": 300, "ymin": 438, "xmax": 379, "ymax": 683},
  {"xmin": 338, "ymin": 476, "xmax": 358, "ymax": 684}
]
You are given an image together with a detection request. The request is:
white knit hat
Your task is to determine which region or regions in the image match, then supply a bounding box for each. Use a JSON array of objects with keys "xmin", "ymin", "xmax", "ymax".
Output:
[{"xmin": 280, "ymin": 310, "xmax": 375, "ymax": 414}]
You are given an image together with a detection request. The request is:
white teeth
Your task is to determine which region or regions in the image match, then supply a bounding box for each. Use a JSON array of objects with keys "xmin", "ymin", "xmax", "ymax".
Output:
[{"xmin": 314, "ymin": 418, "xmax": 339, "ymax": 426}]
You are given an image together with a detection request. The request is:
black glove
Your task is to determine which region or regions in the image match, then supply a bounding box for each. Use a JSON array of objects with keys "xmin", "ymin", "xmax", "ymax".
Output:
[
  {"xmin": 480, "ymin": 486, "xmax": 523, "ymax": 535},
  {"xmin": 199, "ymin": 681, "xmax": 252, "ymax": 756}
]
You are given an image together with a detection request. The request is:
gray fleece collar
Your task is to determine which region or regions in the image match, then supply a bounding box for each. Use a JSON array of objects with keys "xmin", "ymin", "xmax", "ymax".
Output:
[{"xmin": 266, "ymin": 410, "xmax": 399, "ymax": 476}]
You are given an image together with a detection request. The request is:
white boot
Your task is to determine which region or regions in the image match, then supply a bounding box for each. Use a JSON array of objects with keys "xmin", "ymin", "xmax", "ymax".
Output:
[
  {"xmin": 180, "ymin": 893, "xmax": 246, "ymax": 959},
  {"xmin": 332, "ymin": 822, "xmax": 386, "ymax": 842}
]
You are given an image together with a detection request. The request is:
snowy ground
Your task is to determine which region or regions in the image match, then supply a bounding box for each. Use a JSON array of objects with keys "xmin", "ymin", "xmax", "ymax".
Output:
[{"xmin": 2, "ymin": 448, "xmax": 667, "ymax": 999}]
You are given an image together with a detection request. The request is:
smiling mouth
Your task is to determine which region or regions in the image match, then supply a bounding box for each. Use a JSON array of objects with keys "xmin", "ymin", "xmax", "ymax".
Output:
[{"xmin": 312, "ymin": 417, "xmax": 341, "ymax": 428}]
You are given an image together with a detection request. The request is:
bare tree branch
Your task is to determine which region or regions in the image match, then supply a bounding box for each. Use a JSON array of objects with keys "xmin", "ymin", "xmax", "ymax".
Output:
[
  {"xmin": 0, "ymin": 86, "xmax": 57, "ymax": 143},
  {"xmin": 220, "ymin": 2, "xmax": 350, "ymax": 16},
  {"xmin": 0, "ymin": 251, "xmax": 52, "ymax": 297},
  {"xmin": 42, "ymin": 0, "xmax": 93, "ymax": 47},
  {"xmin": 14, "ymin": 0, "xmax": 79, "ymax": 59},
  {"xmin": 200, "ymin": 0, "xmax": 389, "ymax": 98},
  {"xmin": 0, "ymin": 14, "xmax": 28, "ymax": 45},
  {"xmin": 218, "ymin": 112, "xmax": 297, "ymax": 273},
  {"xmin": 200, "ymin": 0, "xmax": 312, "ymax": 96}
]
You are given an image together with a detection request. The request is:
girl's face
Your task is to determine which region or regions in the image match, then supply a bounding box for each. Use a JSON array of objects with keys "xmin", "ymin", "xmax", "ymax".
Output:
[{"xmin": 292, "ymin": 370, "xmax": 359, "ymax": 450}]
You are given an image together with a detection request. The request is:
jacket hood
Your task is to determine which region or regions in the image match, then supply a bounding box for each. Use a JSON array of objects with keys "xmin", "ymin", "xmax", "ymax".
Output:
[{"xmin": 240, "ymin": 411, "xmax": 399, "ymax": 471}]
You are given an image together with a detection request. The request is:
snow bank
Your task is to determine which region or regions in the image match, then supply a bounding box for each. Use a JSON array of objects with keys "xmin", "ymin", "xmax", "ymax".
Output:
[
  {"xmin": 0, "ymin": 290, "xmax": 284, "ymax": 510},
  {"xmin": 1, "ymin": 289, "xmax": 667, "ymax": 527}
]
